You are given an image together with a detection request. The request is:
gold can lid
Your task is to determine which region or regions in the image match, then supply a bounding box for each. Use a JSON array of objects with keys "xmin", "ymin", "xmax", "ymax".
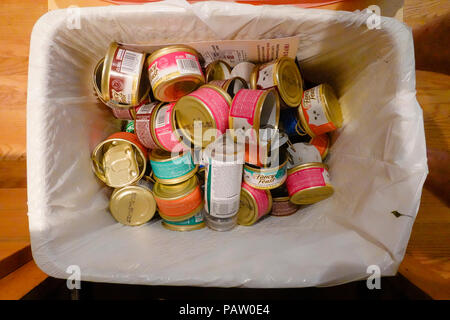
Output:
[
  {"xmin": 274, "ymin": 57, "xmax": 303, "ymax": 107},
  {"xmin": 320, "ymin": 84, "xmax": 343, "ymax": 129},
  {"xmin": 110, "ymin": 184, "xmax": 156, "ymax": 226},
  {"xmin": 150, "ymin": 148, "xmax": 184, "ymax": 162},
  {"xmin": 205, "ymin": 60, "xmax": 232, "ymax": 82},
  {"xmin": 173, "ymin": 85, "xmax": 231, "ymax": 148},
  {"xmin": 153, "ymin": 175, "xmax": 198, "ymax": 200},
  {"xmin": 102, "ymin": 142, "xmax": 140, "ymax": 188}
]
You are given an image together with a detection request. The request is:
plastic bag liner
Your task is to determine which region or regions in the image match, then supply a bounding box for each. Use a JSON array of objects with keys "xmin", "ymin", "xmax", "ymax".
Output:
[{"xmin": 27, "ymin": 0, "xmax": 428, "ymax": 287}]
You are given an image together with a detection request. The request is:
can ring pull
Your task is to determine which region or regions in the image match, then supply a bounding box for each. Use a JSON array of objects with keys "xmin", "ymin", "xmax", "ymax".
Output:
[{"xmin": 295, "ymin": 121, "xmax": 307, "ymax": 136}]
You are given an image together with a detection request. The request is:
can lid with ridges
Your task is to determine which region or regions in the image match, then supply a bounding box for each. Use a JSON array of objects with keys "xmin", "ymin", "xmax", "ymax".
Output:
[
  {"xmin": 110, "ymin": 184, "xmax": 156, "ymax": 226},
  {"xmin": 274, "ymin": 57, "xmax": 303, "ymax": 107}
]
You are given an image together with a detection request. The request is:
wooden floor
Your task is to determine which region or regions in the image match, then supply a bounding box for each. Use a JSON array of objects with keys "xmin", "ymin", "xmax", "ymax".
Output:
[{"xmin": 0, "ymin": 0, "xmax": 449, "ymax": 299}]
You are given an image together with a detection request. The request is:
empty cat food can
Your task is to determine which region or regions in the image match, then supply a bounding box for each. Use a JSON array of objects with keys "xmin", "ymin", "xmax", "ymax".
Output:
[
  {"xmin": 205, "ymin": 60, "xmax": 232, "ymax": 82},
  {"xmin": 111, "ymin": 100, "xmax": 146, "ymax": 120},
  {"xmin": 150, "ymin": 149, "xmax": 198, "ymax": 185},
  {"xmin": 243, "ymin": 150, "xmax": 288, "ymax": 190},
  {"xmin": 174, "ymin": 84, "xmax": 232, "ymax": 148},
  {"xmin": 286, "ymin": 162, "xmax": 334, "ymax": 205},
  {"xmin": 100, "ymin": 42, "xmax": 150, "ymax": 109},
  {"xmin": 152, "ymin": 102, "xmax": 186, "ymax": 152},
  {"xmin": 237, "ymin": 182, "xmax": 272, "ymax": 226},
  {"xmin": 230, "ymin": 62, "xmax": 256, "ymax": 85},
  {"xmin": 309, "ymin": 134, "xmax": 330, "ymax": 160},
  {"xmin": 109, "ymin": 179, "xmax": 157, "ymax": 226},
  {"xmin": 147, "ymin": 45, "xmax": 205, "ymax": 102},
  {"xmin": 270, "ymin": 184, "xmax": 299, "ymax": 216},
  {"xmin": 203, "ymin": 134, "xmax": 244, "ymax": 231},
  {"xmin": 298, "ymin": 84, "xmax": 343, "ymax": 137},
  {"xmin": 250, "ymin": 57, "xmax": 303, "ymax": 108},
  {"xmin": 135, "ymin": 101, "xmax": 161, "ymax": 149},
  {"xmin": 92, "ymin": 132, "xmax": 147, "ymax": 188},
  {"xmin": 161, "ymin": 209, "xmax": 205, "ymax": 232},
  {"xmin": 153, "ymin": 176, "xmax": 203, "ymax": 222},
  {"xmin": 209, "ymin": 76, "xmax": 248, "ymax": 99},
  {"xmin": 229, "ymin": 88, "xmax": 280, "ymax": 141}
]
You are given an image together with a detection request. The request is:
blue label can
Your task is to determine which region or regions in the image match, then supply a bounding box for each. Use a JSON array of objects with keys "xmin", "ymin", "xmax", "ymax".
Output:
[{"xmin": 150, "ymin": 149, "xmax": 198, "ymax": 185}]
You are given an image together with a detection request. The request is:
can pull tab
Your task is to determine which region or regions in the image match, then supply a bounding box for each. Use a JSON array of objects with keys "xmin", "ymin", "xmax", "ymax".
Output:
[{"xmin": 103, "ymin": 142, "xmax": 140, "ymax": 187}]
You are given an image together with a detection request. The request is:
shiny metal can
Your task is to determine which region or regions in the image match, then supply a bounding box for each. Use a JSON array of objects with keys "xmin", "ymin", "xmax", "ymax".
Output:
[
  {"xmin": 153, "ymin": 176, "xmax": 203, "ymax": 222},
  {"xmin": 174, "ymin": 84, "xmax": 232, "ymax": 149},
  {"xmin": 161, "ymin": 209, "xmax": 205, "ymax": 232},
  {"xmin": 243, "ymin": 150, "xmax": 288, "ymax": 190},
  {"xmin": 205, "ymin": 60, "xmax": 232, "ymax": 82},
  {"xmin": 152, "ymin": 102, "xmax": 186, "ymax": 152},
  {"xmin": 298, "ymin": 84, "xmax": 343, "ymax": 137},
  {"xmin": 109, "ymin": 179, "xmax": 157, "ymax": 226},
  {"xmin": 229, "ymin": 88, "xmax": 280, "ymax": 142},
  {"xmin": 209, "ymin": 76, "xmax": 248, "ymax": 99},
  {"xmin": 270, "ymin": 184, "xmax": 299, "ymax": 216},
  {"xmin": 250, "ymin": 57, "xmax": 303, "ymax": 108},
  {"xmin": 147, "ymin": 45, "xmax": 205, "ymax": 102},
  {"xmin": 286, "ymin": 162, "xmax": 334, "ymax": 205},
  {"xmin": 99, "ymin": 42, "xmax": 150, "ymax": 109},
  {"xmin": 150, "ymin": 149, "xmax": 198, "ymax": 185},
  {"xmin": 91, "ymin": 132, "xmax": 147, "ymax": 188},
  {"xmin": 237, "ymin": 182, "xmax": 272, "ymax": 226}
]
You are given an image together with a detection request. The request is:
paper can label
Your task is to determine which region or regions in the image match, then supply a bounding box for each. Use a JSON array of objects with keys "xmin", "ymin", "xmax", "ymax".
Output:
[
  {"xmin": 286, "ymin": 166, "xmax": 330, "ymax": 196},
  {"xmin": 148, "ymin": 51, "xmax": 203, "ymax": 89},
  {"xmin": 301, "ymin": 86, "xmax": 336, "ymax": 135},
  {"xmin": 204, "ymin": 160, "xmax": 243, "ymax": 218}
]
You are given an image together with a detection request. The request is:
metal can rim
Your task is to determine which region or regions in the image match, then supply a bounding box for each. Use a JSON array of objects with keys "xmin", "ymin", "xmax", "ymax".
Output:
[
  {"xmin": 289, "ymin": 184, "xmax": 334, "ymax": 205},
  {"xmin": 153, "ymin": 176, "xmax": 199, "ymax": 201},
  {"xmin": 173, "ymin": 84, "xmax": 232, "ymax": 149},
  {"xmin": 101, "ymin": 42, "xmax": 148, "ymax": 108},
  {"xmin": 286, "ymin": 161, "xmax": 328, "ymax": 176},
  {"xmin": 161, "ymin": 220, "xmax": 205, "ymax": 231},
  {"xmin": 272, "ymin": 56, "xmax": 303, "ymax": 107},
  {"xmin": 205, "ymin": 60, "xmax": 232, "ymax": 82},
  {"xmin": 147, "ymin": 45, "xmax": 204, "ymax": 66}
]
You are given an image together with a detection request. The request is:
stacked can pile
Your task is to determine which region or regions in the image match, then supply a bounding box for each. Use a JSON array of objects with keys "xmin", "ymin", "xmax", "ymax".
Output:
[{"xmin": 90, "ymin": 41, "xmax": 344, "ymax": 231}]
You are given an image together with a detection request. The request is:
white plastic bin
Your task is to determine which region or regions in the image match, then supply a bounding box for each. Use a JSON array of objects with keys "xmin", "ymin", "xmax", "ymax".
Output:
[{"xmin": 27, "ymin": 1, "xmax": 427, "ymax": 287}]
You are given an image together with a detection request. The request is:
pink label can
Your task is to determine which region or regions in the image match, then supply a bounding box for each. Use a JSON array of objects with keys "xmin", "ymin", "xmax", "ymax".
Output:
[
  {"xmin": 173, "ymin": 85, "xmax": 232, "ymax": 148},
  {"xmin": 286, "ymin": 163, "xmax": 334, "ymax": 205},
  {"xmin": 237, "ymin": 182, "xmax": 272, "ymax": 226},
  {"xmin": 229, "ymin": 88, "xmax": 280, "ymax": 142}
]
